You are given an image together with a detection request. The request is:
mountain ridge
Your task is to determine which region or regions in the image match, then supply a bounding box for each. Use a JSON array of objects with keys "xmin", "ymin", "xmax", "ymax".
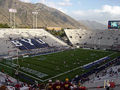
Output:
[
  {"xmin": 79, "ymin": 20, "xmax": 107, "ymax": 30},
  {"xmin": 0, "ymin": 0, "xmax": 86, "ymax": 29}
]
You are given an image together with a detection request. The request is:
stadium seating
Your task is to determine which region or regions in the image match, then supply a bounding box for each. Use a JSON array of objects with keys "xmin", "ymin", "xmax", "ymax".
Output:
[
  {"xmin": 0, "ymin": 29, "xmax": 68, "ymax": 56},
  {"xmin": 11, "ymin": 38, "xmax": 49, "ymax": 50},
  {"xmin": 83, "ymin": 56, "xmax": 110, "ymax": 69},
  {"xmin": 64, "ymin": 29, "xmax": 120, "ymax": 50}
]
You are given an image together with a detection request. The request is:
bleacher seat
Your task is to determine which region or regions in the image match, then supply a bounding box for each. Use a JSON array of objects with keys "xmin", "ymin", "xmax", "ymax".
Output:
[
  {"xmin": 65, "ymin": 29, "xmax": 120, "ymax": 50},
  {"xmin": 0, "ymin": 29, "xmax": 68, "ymax": 56},
  {"xmin": 11, "ymin": 38, "xmax": 49, "ymax": 50}
]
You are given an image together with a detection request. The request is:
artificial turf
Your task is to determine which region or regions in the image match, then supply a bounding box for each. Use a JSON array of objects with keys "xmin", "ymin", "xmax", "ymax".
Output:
[{"xmin": 0, "ymin": 48, "xmax": 119, "ymax": 83}]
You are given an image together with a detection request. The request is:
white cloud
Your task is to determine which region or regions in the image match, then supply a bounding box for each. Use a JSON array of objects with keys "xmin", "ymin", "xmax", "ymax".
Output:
[
  {"xmin": 72, "ymin": 10, "xmax": 86, "ymax": 16},
  {"xmin": 19, "ymin": 0, "xmax": 30, "ymax": 3},
  {"xmin": 20, "ymin": 0, "xmax": 46, "ymax": 3},
  {"xmin": 45, "ymin": 1, "xmax": 56, "ymax": 8},
  {"xmin": 58, "ymin": 2, "xmax": 72, "ymax": 6},
  {"xmin": 45, "ymin": 1, "xmax": 68, "ymax": 13},
  {"xmin": 38, "ymin": 0, "xmax": 46, "ymax": 4},
  {"xmin": 70, "ymin": 5, "xmax": 120, "ymax": 24},
  {"xmin": 58, "ymin": 0, "xmax": 72, "ymax": 6},
  {"xmin": 94, "ymin": 5, "xmax": 120, "ymax": 15},
  {"xmin": 64, "ymin": 0, "xmax": 70, "ymax": 2},
  {"xmin": 57, "ymin": 7, "xmax": 68, "ymax": 13}
]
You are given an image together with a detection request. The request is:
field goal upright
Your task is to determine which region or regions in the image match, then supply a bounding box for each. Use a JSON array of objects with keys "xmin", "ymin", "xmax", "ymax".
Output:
[
  {"xmin": 8, "ymin": 49, "xmax": 19, "ymax": 59},
  {"xmin": 8, "ymin": 49, "xmax": 20, "ymax": 68}
]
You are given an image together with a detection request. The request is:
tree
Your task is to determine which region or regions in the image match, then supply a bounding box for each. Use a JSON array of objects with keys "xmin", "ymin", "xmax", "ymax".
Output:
[{"xmin": 0, "ymin": 23, "xmax": 10, "ymax": 28}]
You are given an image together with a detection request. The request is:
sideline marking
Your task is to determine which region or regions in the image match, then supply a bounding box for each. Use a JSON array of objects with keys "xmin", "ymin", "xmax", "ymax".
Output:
[{"xmin": 0, "ymin": 52, "xmax": 117, "ymax": 82}]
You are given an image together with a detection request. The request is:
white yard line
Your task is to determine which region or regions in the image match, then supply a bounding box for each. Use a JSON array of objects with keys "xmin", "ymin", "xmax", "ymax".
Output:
[
  {"xmin": 0, "ymin": 52, "xmax": 117, "ymax": 82},
  {"xmin": 108, "ymin": 52, "xmax": 117, "ymax": 57},
  {"xmin": 43, "ymin": 66, "xmax": 82, "ymax": 82},
  {"xmin": 0, "ymin": 63, "xmax": 44, "ymax": 82},
  {"xmin": 43, "ymin": 52, "xmax": 117, "ymax": 81},
  {"xmin": 82, "ymin": 52, "xmax": 117, "ymax": 68}
]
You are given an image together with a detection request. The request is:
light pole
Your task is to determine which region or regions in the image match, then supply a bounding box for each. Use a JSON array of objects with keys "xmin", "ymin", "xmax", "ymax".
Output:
[
  {"xmin": 9, "ymin": 9, "xmax": 17, "ymax": 28},
  {"xmin": 32, "ymin": 11, "xmax": 38, "ymax": 29}
]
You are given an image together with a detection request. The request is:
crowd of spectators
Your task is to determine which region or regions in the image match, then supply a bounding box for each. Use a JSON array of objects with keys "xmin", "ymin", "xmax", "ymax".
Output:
[
  {"xmin": 0, "ymin": 77, "xmax": 87, "ymax": 90},
  {"xmin": 0, "ymin": 76, "xmax": 118, "ymax": 90}
]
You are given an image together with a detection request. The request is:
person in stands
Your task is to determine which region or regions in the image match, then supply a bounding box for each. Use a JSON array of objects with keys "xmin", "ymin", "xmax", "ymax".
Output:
[
  {"xmin": 62, "ymin": 78, "xmax": 73, "ymax": 90},
  {"xmin": 1, "ymin": 69, "xmax": 4, "ymax": 73},
  {"xmin": 46, "ymin": 80, "xmax": 53, "ymax": 90},
  {"xmin": 78, "ymin": 81, "xmax": 82, "ymax": 90},
  {"xmin": 106, "ymin": 82, "xmax": 110, "ymax": 90},
  {"xmin": 109, "ymin": 81, "xmax": 115, "ymax": 90},
  {"xmin": 53, "ymin": 80, "xmax": 62, "ymax": 90}
]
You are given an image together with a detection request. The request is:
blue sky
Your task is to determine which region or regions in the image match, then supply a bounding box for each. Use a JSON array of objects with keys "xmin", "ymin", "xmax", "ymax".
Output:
[{"xmin": 20, "ymin": 0, "xmax": 120, "ymax": 24}]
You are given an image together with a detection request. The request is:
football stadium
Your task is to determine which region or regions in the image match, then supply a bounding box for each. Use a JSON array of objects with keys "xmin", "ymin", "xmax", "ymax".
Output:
[
  {"xmin": 0, "ymin": 0, "xmax": 120, "ymax": 90},
  {"xmin": 0, "ymin": 28, "xmax": 120, "ymax": 90}
]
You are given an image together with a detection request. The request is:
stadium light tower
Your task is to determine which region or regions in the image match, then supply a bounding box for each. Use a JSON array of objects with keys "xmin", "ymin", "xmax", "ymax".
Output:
[
  {"xmin": 9, "ymin": 8, "xmax": 17, "ymax": 28},
  {"xmin": 32, "ymin": 11, "xmax": 38, "ymax": 29}
]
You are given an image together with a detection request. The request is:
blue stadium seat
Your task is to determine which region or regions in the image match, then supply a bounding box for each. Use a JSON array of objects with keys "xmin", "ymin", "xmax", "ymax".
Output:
[{"xmin": 11, "ymin": 38, "xmax": 49, "ymax": 50}]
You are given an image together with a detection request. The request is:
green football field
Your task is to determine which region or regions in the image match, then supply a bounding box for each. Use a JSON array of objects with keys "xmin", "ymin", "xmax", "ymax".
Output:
[{"xmin": 0, "ymin": 48, "xmax": 119, "ymax": 83}]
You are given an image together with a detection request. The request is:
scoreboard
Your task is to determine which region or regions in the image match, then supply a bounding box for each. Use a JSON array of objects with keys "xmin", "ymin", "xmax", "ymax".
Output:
[{"xmin": 108, "ymin": 21, "xmax": 120, "ymax": 29}]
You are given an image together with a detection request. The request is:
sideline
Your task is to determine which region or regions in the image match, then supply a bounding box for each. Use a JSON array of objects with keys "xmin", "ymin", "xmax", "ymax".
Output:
[
  {"xmin": 0, "ymin": 63, "xmax": 44, "ymax": 82},
  {"xmin": 0, "ymin": 52, "xmax": 117, "ymax": 82}
]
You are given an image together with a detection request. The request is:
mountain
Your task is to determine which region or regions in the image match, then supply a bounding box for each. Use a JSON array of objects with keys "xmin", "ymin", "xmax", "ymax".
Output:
[
  {"xmin": 79, "ymin": 20, "xmax": 107, "ymax": 30},
  {"xmin": 0, "ymin": 0, "xmax": 86, "ymax": 29}
]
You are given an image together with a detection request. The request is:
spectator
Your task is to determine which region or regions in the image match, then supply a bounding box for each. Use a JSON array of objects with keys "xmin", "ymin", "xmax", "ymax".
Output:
[
  {"xmin": 106, "ymin": 83, "xmax": 110, "ymax": 90},
  {"xmin": 46, "ymin": 80, "xmax": 53, "ymax": 90},
  {"xmin": 63, "ymin": 78, "xmax": 72, "ymax": 90},
  {"xmin": 15, "ymin": 83, "xmax": 21, "ymax": 90},
  {"xmin": 0, "ymin": 85, "xmax": 8, "ymax": 90},
  {"xmin": 72, "ymin": 84, "xmax": 77, "ymax": 90},
  {"xmin": 1, "ymin": 69, "xmax": 4, "ymax": 73},
  {"xmin": 109, "ymin": 81, "xmax": 115, "ymax": 89},
  {"xmin": 53, "ymin": 80, "xmax": 62, "ymax": 90}
]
